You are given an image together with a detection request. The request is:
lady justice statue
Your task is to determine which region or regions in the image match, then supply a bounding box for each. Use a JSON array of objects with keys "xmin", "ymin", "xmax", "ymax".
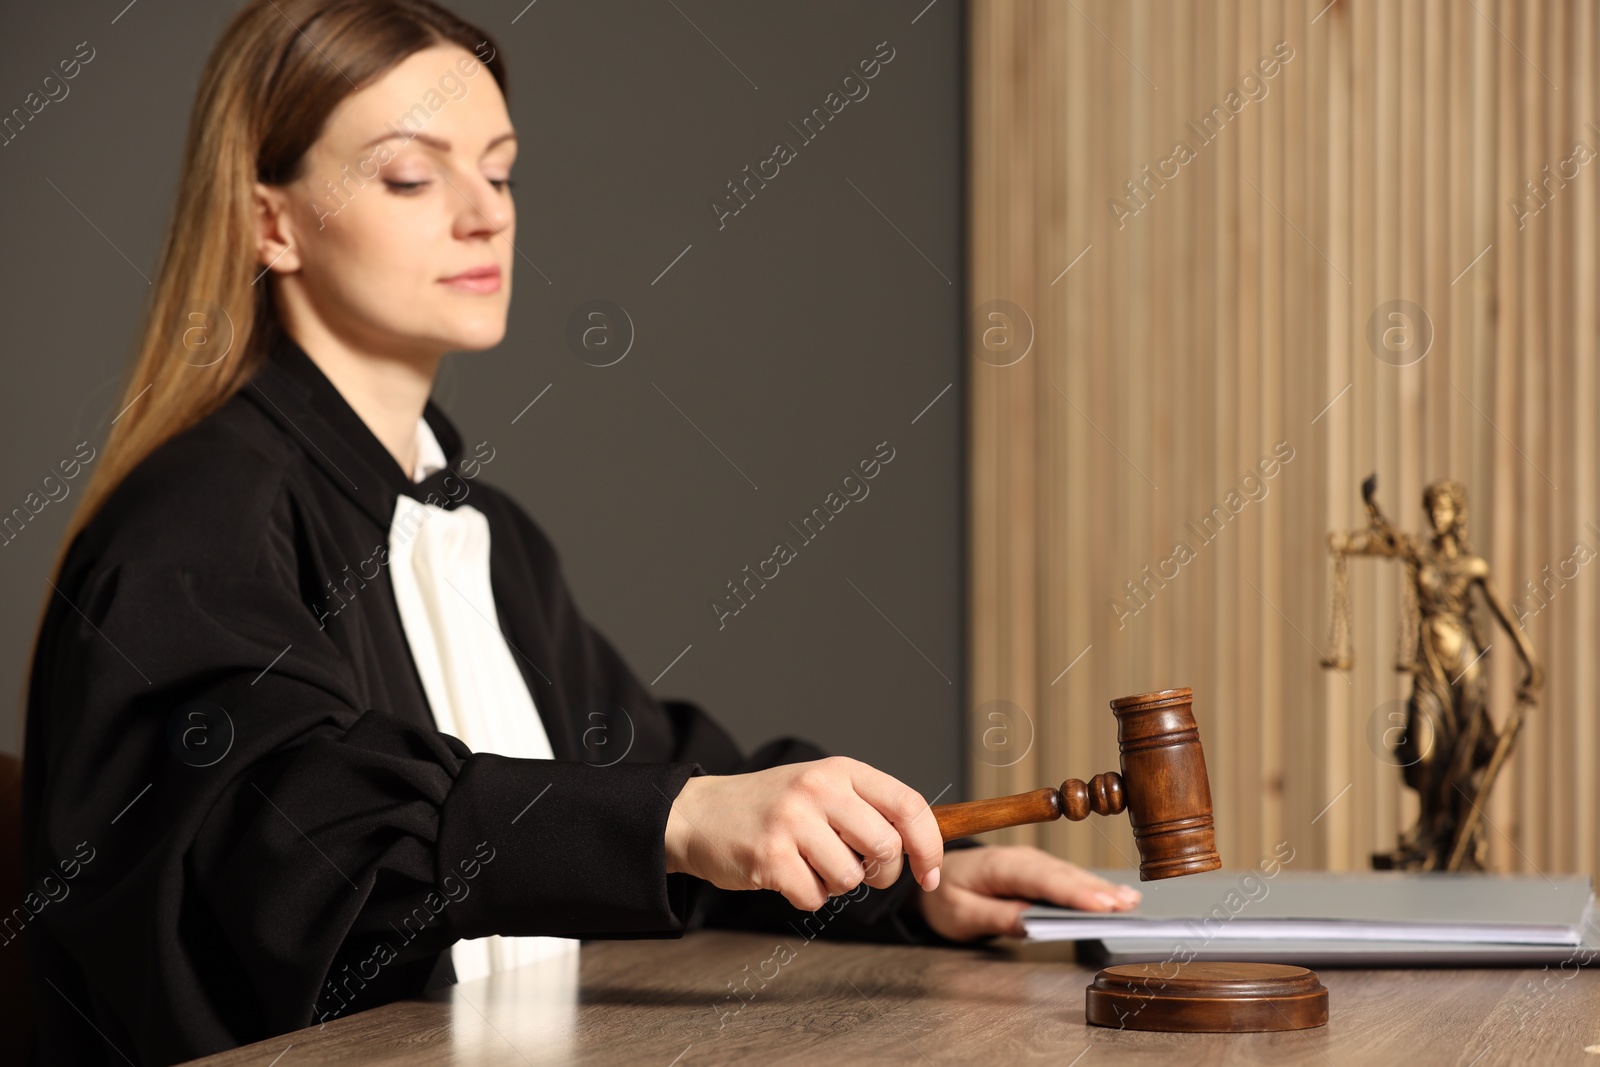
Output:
[{"xmin": 1322, "ymin": 475, "xmax": 1542, "ymax": 871}]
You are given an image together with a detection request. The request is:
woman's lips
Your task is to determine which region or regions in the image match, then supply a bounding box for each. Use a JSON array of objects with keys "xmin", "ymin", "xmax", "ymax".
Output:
[{"xmin": 439, "ymin": 265, "xmax": 502, "ymax": 293}]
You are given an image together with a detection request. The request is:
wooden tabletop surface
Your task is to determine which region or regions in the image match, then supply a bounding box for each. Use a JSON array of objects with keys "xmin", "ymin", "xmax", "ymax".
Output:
[{"xmin": 184, "ymin": 930, "xmax": 1600, "ymax": 1065}]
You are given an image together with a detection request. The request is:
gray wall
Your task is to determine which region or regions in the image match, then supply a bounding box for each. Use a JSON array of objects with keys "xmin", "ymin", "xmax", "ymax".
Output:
[{"xmin": 0, "ymin": 1, "xmax": 965, "ymax": 799}]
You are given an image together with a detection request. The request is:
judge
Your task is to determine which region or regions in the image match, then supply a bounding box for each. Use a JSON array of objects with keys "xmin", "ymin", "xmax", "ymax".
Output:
[{"xmin": 20, "ymin": 2, "xmax": 1139, "ymax": 1064}]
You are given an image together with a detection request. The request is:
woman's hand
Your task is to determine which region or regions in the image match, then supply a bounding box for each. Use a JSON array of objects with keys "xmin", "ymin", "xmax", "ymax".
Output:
[
  {"xmin": 664, "ymin": 756, "xmax": 944, "ymax": 913},
  {"xmin": 905, "ymin": 844, "xmax": 1140, "ymax": 941}
]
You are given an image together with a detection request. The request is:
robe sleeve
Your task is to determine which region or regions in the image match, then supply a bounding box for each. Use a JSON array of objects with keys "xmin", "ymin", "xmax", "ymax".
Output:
[
  {"xmin": 26, "ymin": 473, "xmax": 704, "ymax": 1062},
  {"xmin": 479, "ymin": 486, "xmax": 979, "ymax": 948}
]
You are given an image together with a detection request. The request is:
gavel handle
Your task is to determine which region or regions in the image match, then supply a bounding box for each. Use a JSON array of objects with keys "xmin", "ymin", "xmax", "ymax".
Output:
[{"xmin": 931, "ymin": 773, "xmax": 1125, "ymax": 840}]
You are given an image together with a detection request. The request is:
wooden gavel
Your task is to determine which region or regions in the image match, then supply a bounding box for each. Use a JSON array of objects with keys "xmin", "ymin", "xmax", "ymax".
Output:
[{"xmin": 932, "ymin": 687, "xmax": 1221, "ymax": 880}]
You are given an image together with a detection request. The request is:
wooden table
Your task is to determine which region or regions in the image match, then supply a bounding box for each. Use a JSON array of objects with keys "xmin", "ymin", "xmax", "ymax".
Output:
[{"xmin": 185, "ymin": 930, "xmax": 1600, "ymax": 1065}]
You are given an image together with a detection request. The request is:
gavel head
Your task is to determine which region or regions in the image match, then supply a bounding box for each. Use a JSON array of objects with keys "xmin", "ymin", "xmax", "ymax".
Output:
[{"xmin": 1107, "ymin": 687, "xmax": 1220, "ymax": 881}]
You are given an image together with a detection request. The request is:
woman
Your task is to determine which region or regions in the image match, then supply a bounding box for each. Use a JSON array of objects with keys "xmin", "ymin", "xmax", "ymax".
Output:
[{"xmin": 21, "ymin": 2, "xmax": 1138, "ymax": 1063}]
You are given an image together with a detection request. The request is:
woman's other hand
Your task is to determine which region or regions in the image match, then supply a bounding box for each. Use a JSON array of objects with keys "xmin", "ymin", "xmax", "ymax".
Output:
[
  {"xmin": 664, "ymin": 756, "xmax": 944, "ymax": 912},
  {"xmin": 906, "ymin": 844, "xmax": 1140, "ymax": 941}
]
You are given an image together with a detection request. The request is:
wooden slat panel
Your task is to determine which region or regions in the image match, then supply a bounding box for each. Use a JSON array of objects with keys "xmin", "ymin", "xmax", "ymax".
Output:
[
  {"xmin": 1573, "ymin": 0, "xmax": 1599, "ymax": 878},
  {"xmin": 969, "ymin": 0, "xmax": 1598, "ymax": 877},
  {"xmin": 1321, "ymin": 0, "xmax": 1353, "ymax": 871}
]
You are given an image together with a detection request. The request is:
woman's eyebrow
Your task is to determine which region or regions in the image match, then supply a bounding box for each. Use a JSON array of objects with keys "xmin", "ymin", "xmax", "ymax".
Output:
[{"xmin": 359, "ymin": 130, "xmax": 517, "ymax": 153}]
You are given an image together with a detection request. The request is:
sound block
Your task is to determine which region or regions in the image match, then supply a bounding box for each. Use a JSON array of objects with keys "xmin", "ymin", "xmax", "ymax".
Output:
[{"xmin": 1085, "ymin": 962, "xmax": 1329, "ymax": 1032}]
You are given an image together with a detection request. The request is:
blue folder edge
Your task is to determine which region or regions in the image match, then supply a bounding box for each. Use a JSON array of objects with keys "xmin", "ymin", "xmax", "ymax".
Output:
[
  {"xmin": 1080, "ymin": 930, "xmax": 1600, "ymax": 969},
  {"xmin": 1054, "ymin": 868, "xmax": 1600, "ymax": 968}
]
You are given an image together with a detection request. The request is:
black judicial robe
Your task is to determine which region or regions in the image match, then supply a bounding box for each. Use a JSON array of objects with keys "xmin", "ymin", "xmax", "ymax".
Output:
[{"xmin": 22, "ymin": 333, "xmax": 949, "ymax": 1066}]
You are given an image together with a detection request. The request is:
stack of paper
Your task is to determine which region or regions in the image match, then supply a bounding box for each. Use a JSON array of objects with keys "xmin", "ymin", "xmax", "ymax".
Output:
[{"xmin": 1021, "ymin": 869, "xmax": 1599, "ymax": 967}]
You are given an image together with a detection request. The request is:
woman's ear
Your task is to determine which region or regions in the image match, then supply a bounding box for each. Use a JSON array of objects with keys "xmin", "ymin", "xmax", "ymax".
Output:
[{"xmin": 252, "ymin": 181, "xmax": 303, "ymax": 274}]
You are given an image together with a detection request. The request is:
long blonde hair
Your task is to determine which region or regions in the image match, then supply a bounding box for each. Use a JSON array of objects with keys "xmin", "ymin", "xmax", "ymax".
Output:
[{"xmin": 29, "ymin": 0, "xmax": 505, "ymax": 709}]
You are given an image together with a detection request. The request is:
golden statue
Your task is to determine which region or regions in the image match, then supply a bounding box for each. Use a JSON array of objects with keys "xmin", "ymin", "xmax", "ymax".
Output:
[{"xmin": 1322, "ymin": 475, "xmax": 1542, "ymax": 871}]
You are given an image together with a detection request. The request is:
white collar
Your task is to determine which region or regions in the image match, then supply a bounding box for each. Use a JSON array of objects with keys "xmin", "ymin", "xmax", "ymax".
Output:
[{"xmin": 412, "ymin": 416, "xmax": 448, "ymax": 483}]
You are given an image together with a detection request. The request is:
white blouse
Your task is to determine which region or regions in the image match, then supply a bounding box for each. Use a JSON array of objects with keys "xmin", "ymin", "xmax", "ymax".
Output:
[{"xmin": 387, "ymin": 417, "xmax": 581, "ymax": 983}]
